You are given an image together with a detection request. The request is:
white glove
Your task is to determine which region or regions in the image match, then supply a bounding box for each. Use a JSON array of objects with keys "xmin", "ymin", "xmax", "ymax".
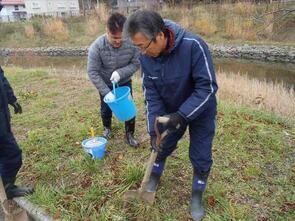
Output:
[
  {"xmin": 104, "ymin": 92, "xmax": 116, "ymax": 101},
  {"xmin": 110, "ymin": 71, "xmax": 120, "ymax": 83}
]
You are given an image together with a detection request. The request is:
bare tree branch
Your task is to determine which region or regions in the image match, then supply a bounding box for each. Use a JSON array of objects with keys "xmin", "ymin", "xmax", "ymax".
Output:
[{"xmin": 256, "ymin": 9, "xmax": 295, "ymax": 34}]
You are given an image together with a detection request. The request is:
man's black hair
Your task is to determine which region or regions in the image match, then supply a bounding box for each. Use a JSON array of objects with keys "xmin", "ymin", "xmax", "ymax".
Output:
[
  {"xmin": 124, "ymin": 10, "xmax": 166, "ymax": 40},
  {"xmin": 107, "ymin": 12, "xmax": 126, "ymax": 34}
]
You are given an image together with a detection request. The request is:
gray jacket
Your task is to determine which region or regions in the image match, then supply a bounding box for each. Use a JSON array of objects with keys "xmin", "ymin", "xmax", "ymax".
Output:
[{"xmin": 87, "ymin": 34, "xmax": 140, "ymax": 96}]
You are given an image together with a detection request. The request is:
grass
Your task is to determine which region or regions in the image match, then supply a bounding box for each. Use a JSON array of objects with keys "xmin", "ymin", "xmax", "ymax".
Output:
[
  {"xmin": 0, "ymin": 2, "xmax": 294, "ymax": 48},
  {"xmin": 161, "ymin": 2, "xmax": 295, "ymax": 45},
  {"xmin": 3, "ymin": 67, "xmax": 294, "ymax": 220},
  {"xmin": 217, "ymin": 71, "xmax": 295, "ymax": 118},
  {"xmin": 43, "ymin": 19, "xmax": 70, "ymax": 41}
]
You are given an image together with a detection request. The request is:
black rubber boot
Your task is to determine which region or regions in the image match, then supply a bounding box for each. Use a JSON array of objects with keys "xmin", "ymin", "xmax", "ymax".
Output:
[
  {"xmin": 191, "ymin": 190, "xmax": 205, "ymax": 221},
  {"xmin": 146, "ymin": 172, "xmax": 161, "ymax": 192},
  {"xmin": 146, "ymin": 160, "xmax": 166, "ymax": 192},
  {"xmin": 102, "ymin": 117, "xmax": 112, "ymax": 139},
  {"xmin": 125, "ymin": 118, "xmax": 138, "ymax": 147},
  {"xmin": 102, "ymin": 127, "xmax": 111, "ymax": 139},
  {"xmin": 2, "ymin": 177, "xmax": 34, "ymax": 199},
  {"xmin": 191, "ymin": 169, "xmax": 210, "ymax": 221}
]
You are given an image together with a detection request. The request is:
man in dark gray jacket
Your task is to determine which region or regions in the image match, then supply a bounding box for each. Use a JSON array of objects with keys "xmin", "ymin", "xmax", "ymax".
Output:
[{"xmin": 87, "ymin": 12, "xmax": 140, "ymax": 147}]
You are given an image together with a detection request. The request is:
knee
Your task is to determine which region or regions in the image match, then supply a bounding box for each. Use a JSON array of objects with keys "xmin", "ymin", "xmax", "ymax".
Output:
[{"xmin": 189, "ymin": 147, "xmax": 212, "ymax": 172}]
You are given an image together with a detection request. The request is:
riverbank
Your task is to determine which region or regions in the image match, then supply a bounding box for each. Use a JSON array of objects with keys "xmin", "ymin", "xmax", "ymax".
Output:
[{"xmin": 1, "ymin": 44, "xmax": 294, "ymax": 63}]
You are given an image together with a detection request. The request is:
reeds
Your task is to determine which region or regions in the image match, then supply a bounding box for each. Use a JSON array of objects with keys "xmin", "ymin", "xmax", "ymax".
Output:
[{"xmin": 217, "ymin": 71, "xmax": 295, "ymax": 118}]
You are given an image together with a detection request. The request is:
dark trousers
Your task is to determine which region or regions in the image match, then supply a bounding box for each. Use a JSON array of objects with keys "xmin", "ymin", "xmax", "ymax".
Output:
[
  {"xmin": 157, "ymin": 100, "xmax": 216, "ymax": 173},
  {"xmin": 0, "ymin": 132, "xmax": 22, "ymax": 179},
  {"xmin": 99, "ymin": 80, "xmax": 136, "ymax": 133}
]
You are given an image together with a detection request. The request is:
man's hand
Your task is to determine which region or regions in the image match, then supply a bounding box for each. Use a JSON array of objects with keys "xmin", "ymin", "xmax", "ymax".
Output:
[
  {"xmin": 159, "ymin": 112, "xmax": 186, "ymax": 133},
  {"xmin": 10, "ymin": 101, "xmax": 22, "ymax": 114},
  {"xmin": 150, "ymin": 136, "xmax": 160, "ymax": 152},
  {"xmin": 110, "ymin": 71, "xmax": 120, "ymax": 83}
]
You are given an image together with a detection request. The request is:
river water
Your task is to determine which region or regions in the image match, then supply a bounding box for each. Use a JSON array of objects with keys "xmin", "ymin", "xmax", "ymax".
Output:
[{"xmin": 0, "ymin": 56, "xmax": 294, "ymax": 89}]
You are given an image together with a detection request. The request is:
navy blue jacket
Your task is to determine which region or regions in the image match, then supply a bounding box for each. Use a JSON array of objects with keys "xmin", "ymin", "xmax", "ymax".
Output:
[
  {"xmin": 0, "ymin": 66, "xmax": 17, "ymax": 137},
  {"xmin": 141, "ymin": 20, "xmax": 218, "ymax": 136}
]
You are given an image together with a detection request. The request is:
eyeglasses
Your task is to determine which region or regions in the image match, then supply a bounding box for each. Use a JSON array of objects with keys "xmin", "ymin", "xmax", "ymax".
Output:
[{"xmin": 137, "ymin": 38, "xmax": 154, "ymax": 52}]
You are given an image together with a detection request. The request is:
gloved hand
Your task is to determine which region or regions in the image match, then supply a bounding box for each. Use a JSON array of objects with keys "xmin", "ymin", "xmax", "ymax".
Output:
[
  {"xmin": 10, "ymin": 101, "xmax": 22, "ymax": 114},
  {"xmin": 104, "ymin": 92, "xmax": 116, "ymax": 101},
  {"xmin": 159, "ymin": 112, "xmax": 186, "ymax": 133},
  {"xmin": 150, "ymin": 136, "xmax": 160, "ymax": 152},
  {"xmin": 110, "ymin": 71, "xmax": 120, "ymax": 83}
]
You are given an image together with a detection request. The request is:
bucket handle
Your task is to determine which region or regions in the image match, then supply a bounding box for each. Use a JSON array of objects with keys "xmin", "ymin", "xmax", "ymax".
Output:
[{"xmin": 112, "ymin": 82, "xmax": 119, "ymax": 98}]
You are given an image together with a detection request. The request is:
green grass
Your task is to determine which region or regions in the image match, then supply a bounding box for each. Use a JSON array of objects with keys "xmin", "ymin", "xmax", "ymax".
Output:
[{"xmin": 4, "ymin": 67, "xmax": 295, "ymax": 220}]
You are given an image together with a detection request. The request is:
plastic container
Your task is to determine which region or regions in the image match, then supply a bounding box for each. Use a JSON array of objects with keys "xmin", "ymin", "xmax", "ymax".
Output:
[
  {"xmin": 103, "ymin": 86, "xmax": 137, "ymax": 122},
  {"xmin": 81, "ymin": 137, "xmax": 107, "ymax": 159}
]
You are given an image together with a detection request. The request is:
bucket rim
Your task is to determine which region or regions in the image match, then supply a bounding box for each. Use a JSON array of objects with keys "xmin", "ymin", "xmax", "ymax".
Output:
[
  {"xmin": 103, "ymin": 86, "xmax": 130, "ymax": 104},
  {"xmin": 81, "ymin": 136, "xmax": 107, "ymax": 149}
]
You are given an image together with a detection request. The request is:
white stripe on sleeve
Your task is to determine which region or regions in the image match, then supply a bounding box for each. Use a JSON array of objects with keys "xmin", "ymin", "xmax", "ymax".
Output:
[{"xmin": 183, "ymin": 37, "xmax": 214, "ymax": 118}]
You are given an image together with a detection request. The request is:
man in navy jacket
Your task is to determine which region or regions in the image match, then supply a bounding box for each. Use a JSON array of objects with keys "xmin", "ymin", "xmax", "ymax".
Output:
[
  {"xmin": 0, "ymin": 66, "xmax": 34, "ymax": 199},
  {"xmin": 124, "ymin": 10, "xmax": 218, "ymax": 220}
]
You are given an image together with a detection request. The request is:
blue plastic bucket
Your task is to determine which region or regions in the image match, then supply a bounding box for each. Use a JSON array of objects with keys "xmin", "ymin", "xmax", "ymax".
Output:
[
  {"xmin": 103, "ymin": 86, "xmax": 137, "ymax": 122},
  {"xmin": 81, "ymin": 137, "xmax": 107, "ymax": 159}
]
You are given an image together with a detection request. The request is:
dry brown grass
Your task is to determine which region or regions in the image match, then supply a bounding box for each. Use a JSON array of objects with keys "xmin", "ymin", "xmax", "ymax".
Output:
[
  {"xmin": 222, "ymin": 2, "xmax": 258, "ymax": 40},
  {"xmin": 264, "ymin": 13, "xmax": 274, "ymax": 37},
  {"xmin": 221, "ymin": 2, "xmax": 273, "ymax": 40},
  {"xmin": 233, "ymin": 2, "xmax": 256, "ymax": 16},
  {"xmin": 24, "ymin": 24, "xmax": 35, "ymax": 39},
  {"xmin": 178, "ymin": 7, "xmax": 217, "ymax": 37},
  {"xmin": 95, "ymin": 3, "xmax": 109, "ymax": 22},
  {"xmin": 179, "ymin": 12, "xmax": 190, "ymax": 29},
  {"xmin": 193, "ymin": 6, "xmax": 217, "ymax": 36},
  {"xmin": 43, "ymin": 19, "xmax": 69, "ymax": 41},
  {"xmin": 161, "ymin": 4, "xmax": 171, "ymax": 13},
  {"xmin": 225, "ymin": 18, "xmax": 257, "ymax": 41},
  {"xmin": 86, "ymin": 17, "xmax": 100, "ymax": 37},
  {"xmin": 162, "ymin": 2, "xmax": 284, "ymax": 41},
  {"xmin": 217, "ymin": 71, "xmax": 295, "ymax": 118},
  {"xmin": 84, "ymin": 3, "xmax": 108, "ymax": 37},
  {"xmin": 194, "ymin": 18, "xmax": 217, "ymax": 36},
  {"xmin": 45, "ymin": 69, "xmax": 295, "ymax": 118}
]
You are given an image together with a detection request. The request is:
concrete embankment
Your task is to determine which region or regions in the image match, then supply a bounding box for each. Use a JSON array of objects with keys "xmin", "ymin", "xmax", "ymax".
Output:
[{"xmin": 0, "ymin": 44, "xmax": 294, "ymax": 63}]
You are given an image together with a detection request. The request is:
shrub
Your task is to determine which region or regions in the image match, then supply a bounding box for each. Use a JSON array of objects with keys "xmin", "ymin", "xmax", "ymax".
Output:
[{"xmin": 31, "ymin": 18, "xmax": 43, "ymax": 33}]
